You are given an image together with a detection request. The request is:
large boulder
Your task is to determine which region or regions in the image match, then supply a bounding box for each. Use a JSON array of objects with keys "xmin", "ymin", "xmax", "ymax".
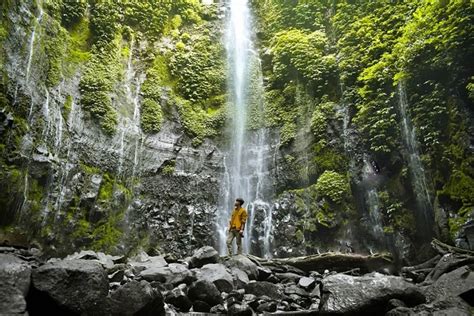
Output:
[
  {"xmin": 165, "ymin": 284, "xmax": 192, "ymax": 312},
  {"xmin": 109, "ymin": 280, "xmax": 165, "ymax": 316},
  {"xmin": 195, "ymin": 263, "xmax": 233, "ymax": 293},
  {"xmin": 0, "ymin": 253, "xmax": 31, "ymax": 295},
  {"xmin": 140, "ymin": 263, "xmax": 193, "ymax": 285},
  {"xmin": 189, "ymin": 246, "xmax": 219, "ymax": 268},
  {"xmin": 0, "ymin": 254, "xmax": 32, "ymax": 315},
  {"xmin": 424, "ymin": 265, "xmax": 474, "ymax": 303},
  {"xmin": 129, "ymin": 252, "xmax": 168, "ymax": 274},
  {"xmin": 65, "ymin": 250, "xmax": 123, "ymax": 269},
  {"xmin": 320, "ymin": 272, "xmax": 425, "ymax": 314},
  {"xmin": 224, "ymin": 255, "xmax": 258, "ymax": 280},
  {"xmin": 387, "ymin": 298, "xmax": 471, "ymax": 316},
  {"xmin": 231, "ymin": 267, "xmax": 250, "ymax": 289},
  {"xmin": 0, "ymin": 284, "xmax": 27, "ymax": 315},
  {"xmin": 188, "ymin": 280, "xmax": 223, "ymax": 306},
  {"xmin": 244, "ymin": 281, "xmax": 284, "ymax": 300},
  {"xmin": 32, "ymin": 259, "xmax": 109, "ymax": 314},
  {"xmin": 228, "ymin": 302, "xmax": 252, "ymax": 316}
]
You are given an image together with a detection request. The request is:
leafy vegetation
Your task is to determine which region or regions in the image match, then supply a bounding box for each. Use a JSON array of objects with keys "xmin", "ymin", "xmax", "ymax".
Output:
[
  {"xmin": 315, "ymin": 170, "xmax": 349, "ymax": 204},
  {"xmin": 254, "ymin": 0, "xmax": 474, "ymax": 244},
  {"xmin": 141, "ymin": 99, "xmax": 163, "ymax": 134}
]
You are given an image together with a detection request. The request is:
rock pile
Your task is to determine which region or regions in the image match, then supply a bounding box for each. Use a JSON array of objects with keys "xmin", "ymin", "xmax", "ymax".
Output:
[{"xmin": 0, "ymin": 244, "xmax": 473, "ymax": 315}]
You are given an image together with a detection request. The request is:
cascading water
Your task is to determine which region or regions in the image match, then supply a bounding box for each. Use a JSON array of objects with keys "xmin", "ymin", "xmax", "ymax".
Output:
[
  {"xmin": 25, "ymin": 6, "xmax": 43, "ymax": 84},
  {"xmin": 217, "ymin": 0, "xmax": 273, "ymax": 257},
  {"xmin": 117, "ymin": 39, "xmax": 144, "ymax": 180},
  {"xmin": 361, "ymin": 156, "xmax": 384, "ymax": 242},
  {"xmin": 397, "ymin": 81, "xmax": 434, "ymax": 236}
]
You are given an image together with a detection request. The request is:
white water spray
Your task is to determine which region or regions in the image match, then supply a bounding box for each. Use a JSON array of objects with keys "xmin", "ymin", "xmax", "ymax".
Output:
[
  {"xmin": 218, "ymin": 0, "xmax": 273, "ymax": 257},
  {"xmin": 362, "ymin": 157, "xmax": 384, "ymax": 240},
  {"xmin": 397, "ymin": 82, "xmax": 433, "ymax": 231},
  {"xmin": 25, "ymin": 7, "xmax": 43, "ymax": 83}
]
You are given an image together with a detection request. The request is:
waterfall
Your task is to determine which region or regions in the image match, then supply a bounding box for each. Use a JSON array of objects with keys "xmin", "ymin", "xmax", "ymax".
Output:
[
  {"xmin": 397, "ymin": 81, "xmax": 434, "ymax": 235},
  {"xmin": 218, "ymin": 0, "xmax": 273, "ymax": 257},
  {"xmin": 117, "ymin": 39, "xmax": 144, "ymax": 179},
  {"xmin": 362, "ymin": 156, "xmax": 384, "ymax": 242},
  {"xmin": 25, "ymin": 6, "xmax": 43, "ymax": 84}
]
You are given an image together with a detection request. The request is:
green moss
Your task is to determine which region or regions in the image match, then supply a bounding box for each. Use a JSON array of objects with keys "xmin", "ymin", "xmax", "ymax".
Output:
[
  {"xmin": 91, "ymin": 217, "xmax": 123, "ymax": 252},
  {"xmin": 176, "ymin": 97, "xmax": 226, "ymax": 146},
  {"xmin": 291, "ymin": 184, "xmax": 337, "ymax": 232},
  {"xmin": 71, "ymin": 218, "xmax": 91, "ymax": 239},
  {"xmin": 169, "ymin": 30, "xmax": 225, "ymax": 103},
  {"xmin": 63, "ymin": 95, "xmax": 73, "ymax": 119},
  {"xmin": 64, "ymin": 17, "xmax": 91, "ymax": 76},
  {"xmin": 141, "ymin": 98, "xmax": 163, "ymax": 134},
  {"xmin": 81, "ymin": 163, "xmax": 100, "ymax": 175},
  {"xmin": 310, "ymin": 101, "xmax": 336, "ymax": 141},
  {"xmin": 162, "ymin": 165, "xmax": 175, "ymax": 176},
  {"xmin": 46, "ymin": 29, "xmax": 68, "ymax": 87},
  {"xmin": 315, "ymin": 170, "xmax": 349, "ymax": 204},
  {"xmin": 79, "ymin": 56, "xmax": 118, "ymax": 135},
  {"xmin": 28, "ymin": 177, "xmax": 43, "ymax": 214},
  {"xmin": 313, "ymin": 142, "xmax": 347, "ymax": 173},
  {"xmin": 442, "ymin": 171, "xmax": 474, "ymax": 205},
  {"xmin": 98, "ymin": 173, "xmax": 114, "ymax": 201},
  {"xmin": 447, "ymin": 206, "xmax": 472, "ymax": 240},
  {"xmin": 280, "ymin": 121, "xmax": 297, "ymax": 145}
]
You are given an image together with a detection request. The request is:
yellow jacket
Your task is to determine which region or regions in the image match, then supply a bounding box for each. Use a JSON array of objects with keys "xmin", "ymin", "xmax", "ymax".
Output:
[{"xmin": 229, "ymin": 207, "xmax": 248, "ymax": 230}]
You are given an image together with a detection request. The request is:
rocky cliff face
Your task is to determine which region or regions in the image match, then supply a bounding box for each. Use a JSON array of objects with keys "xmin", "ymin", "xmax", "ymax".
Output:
[
  {"xmin": 1, "ymin": 1, "xmax": 473, "ymax": 261},
  {"xmin": 0, "ymin": 1, "xmax": 227, "ymax": 257}
]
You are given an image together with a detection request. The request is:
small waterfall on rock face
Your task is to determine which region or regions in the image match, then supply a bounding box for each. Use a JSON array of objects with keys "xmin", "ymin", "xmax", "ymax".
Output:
[
  {"xmin": 217, "ymin": 0, "xmax": 273, "ymax": 257},
  {"xmin": 25, "ymin": 6, "xmax": 43, "ymax": 84},
  {"xmin": 397, "ymin": 81, "xmax": 434, "ymax": 236},
  {"xmin": 117, "ymin": 39, "xmax": 144, "ymax": 180},
  {"xmin": 362, "ymin": 157, "xmax": 384, "ymax": 243}
]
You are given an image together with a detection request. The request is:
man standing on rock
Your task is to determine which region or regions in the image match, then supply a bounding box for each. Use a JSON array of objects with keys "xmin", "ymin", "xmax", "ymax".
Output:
[{"xmin": 227, "ymin": 198, "xmax": 248, "ymax": 255}]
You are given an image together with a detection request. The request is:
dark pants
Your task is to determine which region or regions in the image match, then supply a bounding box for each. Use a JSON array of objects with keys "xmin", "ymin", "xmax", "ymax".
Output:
[{"xmin": 227, "ymin": 229, "xmax": 242, "ymax": 255}]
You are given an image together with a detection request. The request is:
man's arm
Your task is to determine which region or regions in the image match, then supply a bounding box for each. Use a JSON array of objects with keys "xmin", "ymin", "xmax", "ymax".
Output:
[{"xmin": 240, "ymin": 209, "xmax": 248, "ymax": 232}]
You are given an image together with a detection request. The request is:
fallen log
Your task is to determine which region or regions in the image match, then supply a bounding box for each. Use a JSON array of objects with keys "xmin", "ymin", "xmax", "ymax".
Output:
[
  {"xmin": 431, "ymin": 238, "xmax": 474, "ymax": 256},
  {"xmin": 248, "ymin": 252, "xmax": 393, "ymax": 274},
  {"xmin": 423, "ymin": 252, "xmax": 474, "ymax": 284},
  {"xmin": 401, "ymin": 254, "xmax": 441, "ymax": 273}
]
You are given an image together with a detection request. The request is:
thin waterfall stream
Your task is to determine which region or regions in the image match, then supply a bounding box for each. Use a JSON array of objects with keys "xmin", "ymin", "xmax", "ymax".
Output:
[{"xmin": 397, "ymin": 81, "xmax": 434, "ymax": 237}]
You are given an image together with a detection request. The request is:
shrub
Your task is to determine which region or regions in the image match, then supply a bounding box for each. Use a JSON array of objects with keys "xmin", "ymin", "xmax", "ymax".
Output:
[{"xmin": 315, "ymin": 171, "xmax": 349, "ymax": 204}]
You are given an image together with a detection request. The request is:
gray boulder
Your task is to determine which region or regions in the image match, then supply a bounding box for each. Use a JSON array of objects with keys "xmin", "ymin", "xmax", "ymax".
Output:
[
  {"xmin": 0, "ymin": 253, "xmax": 31, "ymax": 295},
  {"xmin": 192, "ymin": 300, "xmax": 212, "ymax": 312},
  {"xmin": 188, "ymin": 280, "xmax": 223, "ymax": 306},
  {"xmin": 228, "ymin": 302, "xmax": 252, "ymax": 316},
  {"xmin": 195, "ymin": 263, "xmax": 233, "ymax": 293},
  {"xmin": 109, "ymin": 280, "xmax": 165, "ymax": 316},
  {"xmin": 231, "ymin": 267, "xmax": 250, "ymax": 289},
  {"xmin": 65, "ymin": 250, "xmax": 118, "ymax": 269},
  {"xmin": 276, "ymin": 272, "xmax": 302, "ymax": 283},
  {"xmin": 387, "ymin": 299, "xmax": 471, "ymax": 316},
  {"xmin": 189, "ymin": 246, "xmax": 219, "ymax": 268},
  {"xmin": 0, "ymin": 253, "xmax": 31, "ymax": 314},
  {"xmin": 0, "ymin": 284, "xmax": 26, "ymax": 315},
  {"xmin": 298, "ymin": 276, "xmax": 316, "ymax": 290},
  {"xmin": 257, "ymin": 266, "xmax": 272, "ymax": 281},
  {"xmin": 165, "ymin": 284, "xmax": 192, "ymax": 312},
  {"xmin": 130, "ymin": 253, "xmax": 168, "ymax": 274},
  {"xmin": 32, "ymin": 259, "xmax": 109, "ymax": 314},
  {"xmin": 285, "ymin": 284, "xmax": 309, "ymax": 297},
  {"xmin": 140, "ymin": 263, "xmax": 193, "ymax": 285},
  {"xmin": 244, "ymin": 281, "xmax": 283, "ymax": 300},
  {"xmin": 320, "ymin": 272, "xmax": 425, "ymax": 314},
  {"xmin": 424, "ymin": 265, "xmax": 474, "ymax": 302},
  {"xmin": 224, "ymin": 255, "xmax": 258, "ymax": 280}
]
